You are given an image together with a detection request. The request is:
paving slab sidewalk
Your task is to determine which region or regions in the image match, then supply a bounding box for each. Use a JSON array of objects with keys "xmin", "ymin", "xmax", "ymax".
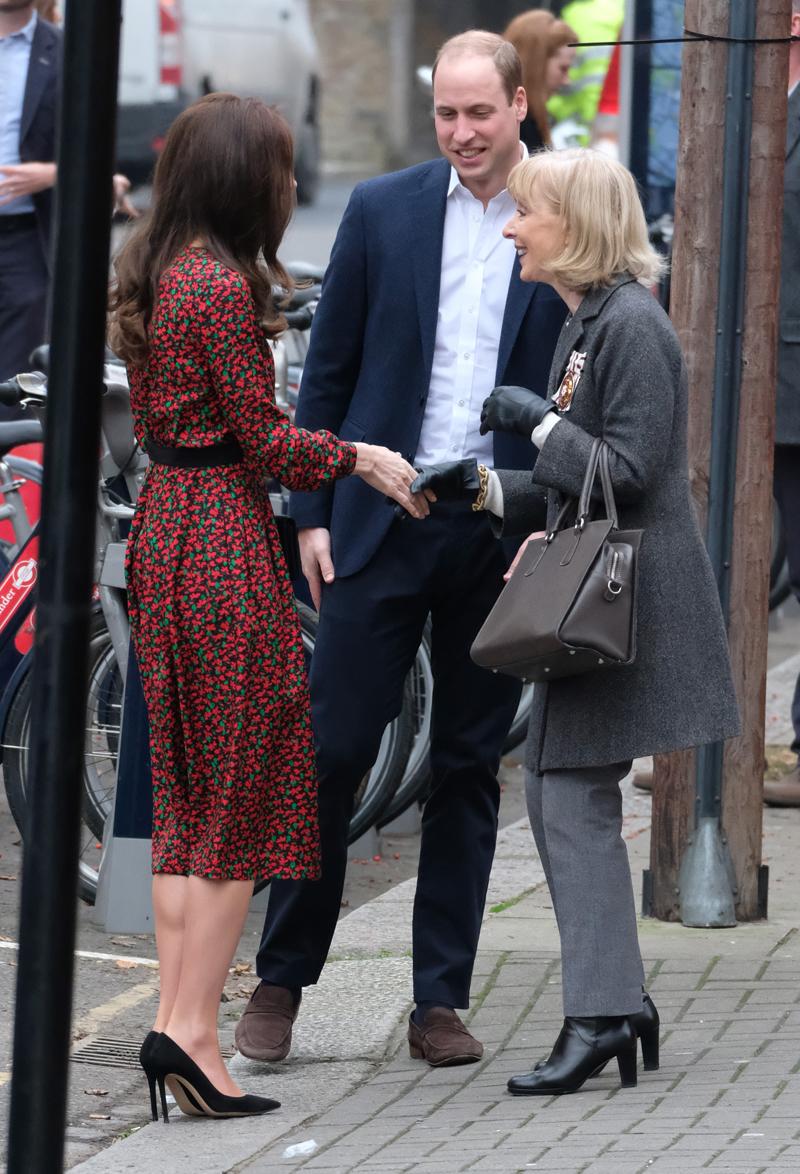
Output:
[{"xmin": 72, "ymin": 659, "xmax": 800, "ymax": 1174}]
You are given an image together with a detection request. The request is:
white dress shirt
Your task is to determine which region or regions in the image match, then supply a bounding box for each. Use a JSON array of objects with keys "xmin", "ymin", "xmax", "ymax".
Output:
[{"xmin": 415, "ymin": 163, "xmax": 521, "ymax": 468}]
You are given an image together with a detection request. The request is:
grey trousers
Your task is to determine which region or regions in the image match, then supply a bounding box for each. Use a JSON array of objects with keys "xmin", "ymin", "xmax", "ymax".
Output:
[{"xmin": 525, "ymin": 761, "xmax": 645, "ymax": 1017}]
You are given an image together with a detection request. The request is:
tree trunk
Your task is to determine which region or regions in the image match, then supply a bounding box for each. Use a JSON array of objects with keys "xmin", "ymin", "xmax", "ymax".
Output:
[{"xmin": 649, "ymin": 0, "xmax": 789, "ymax": 921}]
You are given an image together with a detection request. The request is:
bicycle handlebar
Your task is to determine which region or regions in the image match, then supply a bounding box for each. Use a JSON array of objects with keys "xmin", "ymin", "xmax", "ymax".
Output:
[{"xmin": 283, "ymin": 304, "xmax": 315, "ymax": 331}]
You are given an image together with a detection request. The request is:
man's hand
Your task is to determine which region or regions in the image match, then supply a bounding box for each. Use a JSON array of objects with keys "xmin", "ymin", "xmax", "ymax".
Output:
[
  {"xmin": 504, "ymin": 531, "xmax": 546, "ymax": 581},
  {"xmin": 0, "ymin": 162, "xmax": 57, "ymax": 207},
  {"xmin": 299, "ymin": 527, "xmax": 335, "ymax": 612},
  {"xmin": 112, "ymin": 173, "xmax": 140, "ymax": 219},
  {"xmin": 410, "ymin": 459, "xmax": 481, "ymax": 501},
  {"xmin": 480, "ymin": 385, "xmax": 553, "ymax": 438}
]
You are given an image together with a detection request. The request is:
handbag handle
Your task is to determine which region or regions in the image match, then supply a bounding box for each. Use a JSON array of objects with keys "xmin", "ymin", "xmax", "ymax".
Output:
[{"xmin": 547, "ymin": 438, "xmax": 619, "ymax": 540}]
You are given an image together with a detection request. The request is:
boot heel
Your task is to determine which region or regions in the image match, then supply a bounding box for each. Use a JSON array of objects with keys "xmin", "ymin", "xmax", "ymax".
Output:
[
  {"xmin": 617, "ymin": 1040, "xmax": 638, "ymax": 1088},
  {"xmin": 639, "ymin": 1022, "xmax": 660, "ymax": 1071},
  {"xmin": 157, "ymin": 1074, "xmax": 170, "ymax": 1123},
  {"xmin": 409, "ymin": 1043, "xmax": 424, "ymax": 1060}
]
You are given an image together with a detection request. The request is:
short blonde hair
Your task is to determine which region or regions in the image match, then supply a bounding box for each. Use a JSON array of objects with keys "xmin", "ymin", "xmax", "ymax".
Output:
[{"xmin": 508, "ymin": 148, "xmax": 665, "ymax": 290}]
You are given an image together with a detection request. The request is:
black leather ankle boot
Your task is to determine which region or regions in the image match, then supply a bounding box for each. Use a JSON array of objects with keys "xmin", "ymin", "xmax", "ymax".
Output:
[{"xmin": 508, "ymin": 1016, "xmax": 637, "ymax": 1095}]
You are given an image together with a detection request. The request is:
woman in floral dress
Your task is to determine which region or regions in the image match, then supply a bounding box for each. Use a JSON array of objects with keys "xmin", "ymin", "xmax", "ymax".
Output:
[{"xmin": 108, "ymin": 93, "xmax": 425, "ymax": 1119}]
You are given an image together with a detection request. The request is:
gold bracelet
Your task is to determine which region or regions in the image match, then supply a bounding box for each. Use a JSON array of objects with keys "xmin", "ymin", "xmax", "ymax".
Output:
[{"xmin": 472, "ymin": 464, "xmax": 490, "ymax": 512}]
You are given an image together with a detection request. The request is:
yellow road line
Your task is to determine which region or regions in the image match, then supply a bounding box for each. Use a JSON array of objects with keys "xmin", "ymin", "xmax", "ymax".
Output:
[{"xmin": 72, "ymin": 978, "xmax": 159, "ymax": 1040}]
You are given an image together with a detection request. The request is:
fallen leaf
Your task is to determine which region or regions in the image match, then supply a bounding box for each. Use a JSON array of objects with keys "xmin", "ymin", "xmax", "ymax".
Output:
[
  {"xmin": 88, "ymin": 1113, "xmax": 111, "ymax": 1121},
  {"xmin": 84, "ymin": 1089, "xmax": 108, "ymax": 1097},
  {"xmin": 114, "ymin": 959, "xmax": 137, "ymax": 970},
  {"xmin": 230, "ymin": 962, "xmax": 252, "ymax": 975}
]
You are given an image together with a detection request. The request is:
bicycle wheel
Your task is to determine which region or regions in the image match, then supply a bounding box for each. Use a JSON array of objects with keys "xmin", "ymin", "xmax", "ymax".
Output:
[
  {"xmin": 502, "ymin": 682, "xmax": 534, "ymax": 754},
  {"xmin": 377, "ymin": 631, "xmax": 434, "ymax": 828},
  {"xmin": 294, "ymin": 602, "xmax": 414, "ymax": 843},
  {"xmin": 2, "ymin": 613, "xmax": 116, "ymax": 905}
]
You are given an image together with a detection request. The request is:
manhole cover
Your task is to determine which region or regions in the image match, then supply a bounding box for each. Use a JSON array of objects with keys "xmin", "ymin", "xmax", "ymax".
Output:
[{"xmin": 71, "ymin": 1037, "xmax": 235, "ymax": 1069}]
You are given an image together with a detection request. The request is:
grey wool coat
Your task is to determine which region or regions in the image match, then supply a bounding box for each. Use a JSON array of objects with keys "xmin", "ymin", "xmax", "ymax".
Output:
[
  {"xmin": 494, "ymin": 275, "xmax": 741, "ymax": 774},
  {"xmin": 777, "ymin": 83, "xmax": 800, "ymax": 445}
]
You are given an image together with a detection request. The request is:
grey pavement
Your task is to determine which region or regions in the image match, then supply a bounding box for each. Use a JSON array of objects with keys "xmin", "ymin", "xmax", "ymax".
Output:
[{"xmin": 69, "ymin": 637, "xmax": 800, "ymax": 1174}]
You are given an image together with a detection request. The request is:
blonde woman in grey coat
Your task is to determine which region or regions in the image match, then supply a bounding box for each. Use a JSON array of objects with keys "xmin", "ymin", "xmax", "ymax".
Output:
[{"xmin": 412, "ymin": 148, "xmax": 740, "ymax": 1096}]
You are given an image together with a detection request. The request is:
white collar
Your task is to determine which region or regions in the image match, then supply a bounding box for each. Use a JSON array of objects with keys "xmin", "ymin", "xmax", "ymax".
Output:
[{"xmin": 446, "ymin": 140, "xmax": 527, "ymax": 200}]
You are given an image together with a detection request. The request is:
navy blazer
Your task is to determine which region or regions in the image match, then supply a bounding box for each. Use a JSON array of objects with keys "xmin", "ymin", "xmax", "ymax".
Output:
[
  {"xmin": 291, "ymin": 157, "xmax": 567, "ymax": 578},
  {"xmin": 19, "ymin": 17, "xmax": 62, "ymax": 265}
]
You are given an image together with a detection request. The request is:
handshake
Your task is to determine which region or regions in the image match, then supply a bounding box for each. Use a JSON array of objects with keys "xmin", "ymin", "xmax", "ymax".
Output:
[{"xmin": 410, "ymin": 384, "xmax": 553, "ymax": 500}]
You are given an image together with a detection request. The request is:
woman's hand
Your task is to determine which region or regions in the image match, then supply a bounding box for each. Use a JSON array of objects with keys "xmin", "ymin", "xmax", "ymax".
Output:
[
  {"xmin": 354, "ymin": 443, "xmax": 429, "ymax": 518},
  {"xmin": 480, "ymin": 385, "xmax": 554, "ymax": 437},
  {"xmin": 410, "ymin": 459, "xmax": 480, "ymax": 502},
  {"xmin": 504, "ymin": 531, "xmax": 546, "ymax": 581}
]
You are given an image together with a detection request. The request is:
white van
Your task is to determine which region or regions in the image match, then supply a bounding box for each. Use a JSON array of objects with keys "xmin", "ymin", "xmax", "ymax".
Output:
[
  {"xmin": 116, "ymin": 0, "xmax": 321, "ymax": 202},
  {"xmin": 117, "ymin": 0, "xmax": 185, "ymax": 181}
]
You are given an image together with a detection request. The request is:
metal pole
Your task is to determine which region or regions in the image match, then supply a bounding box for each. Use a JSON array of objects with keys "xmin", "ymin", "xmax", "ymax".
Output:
[
  {"xmin": 679, "ymin": 0, "xmax": 757, "ymax": 928},
  {"xmin": 6, "ymin": 2, "xmax": 122, "ymax": 1170}
]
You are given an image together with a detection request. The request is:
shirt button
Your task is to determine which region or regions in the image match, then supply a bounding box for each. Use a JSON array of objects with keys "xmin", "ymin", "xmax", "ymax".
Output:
[
  {"xmin": 458, "ymin": 399, "xmax": 465, "ymax": 407},
  {"xmin": 451, "ymin": 445, "xmax": 458, "ymax": 453},
  {"xmin": 463, "ymin": 352, "xmax": 471, "ymax": 360}
]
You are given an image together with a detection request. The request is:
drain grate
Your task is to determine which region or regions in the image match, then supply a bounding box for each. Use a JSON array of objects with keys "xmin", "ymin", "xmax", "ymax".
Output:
[{"xmin": 71, "ymin": 1036, "xmax": 235, "ymax": 1070}]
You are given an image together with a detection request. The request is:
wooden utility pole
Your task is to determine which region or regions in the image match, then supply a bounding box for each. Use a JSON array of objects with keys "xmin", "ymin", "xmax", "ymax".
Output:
[{"xmin": 647, "ymin": 0, "xmax": 789, "ymax": 922}]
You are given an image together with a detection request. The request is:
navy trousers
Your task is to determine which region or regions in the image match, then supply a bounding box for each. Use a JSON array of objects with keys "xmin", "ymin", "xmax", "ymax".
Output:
[
  {"xmin": 0, "ymin": 222, "xmax": 49, "ymax": 401},
  {"xmin": 774, "ymin": 444, "xmax": 800, "ymax": 758},
  {"xmin": 256, "ymin": 500, "xmax": 521, "ymax": 1007}
]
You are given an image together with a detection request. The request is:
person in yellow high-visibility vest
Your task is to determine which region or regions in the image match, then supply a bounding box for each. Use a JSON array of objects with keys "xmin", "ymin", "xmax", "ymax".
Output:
[{"xmin": 547, "ymin": 0, "xmax": 624, "ymax": 145}]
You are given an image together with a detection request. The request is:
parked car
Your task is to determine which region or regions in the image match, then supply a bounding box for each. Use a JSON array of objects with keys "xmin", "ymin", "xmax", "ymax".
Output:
[{"xmin": 116, "ymin": 0, "xmax": 321, "ymax": 203}]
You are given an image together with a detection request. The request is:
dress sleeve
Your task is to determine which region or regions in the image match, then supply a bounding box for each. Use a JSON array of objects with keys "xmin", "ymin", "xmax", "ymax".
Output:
[{"xmin": 199, "ymin": 272, "xmax": 357, "ymax": 491}]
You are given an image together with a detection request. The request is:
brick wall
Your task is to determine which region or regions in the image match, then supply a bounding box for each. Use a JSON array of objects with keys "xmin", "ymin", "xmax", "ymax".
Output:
[{"xmin": 310, "ymin": 0, "xmax": 541, "ymax": 172}]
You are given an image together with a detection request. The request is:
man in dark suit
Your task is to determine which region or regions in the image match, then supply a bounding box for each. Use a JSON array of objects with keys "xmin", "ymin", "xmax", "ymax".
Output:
[
  {"xmin": 236, "ymin": 30, "xmax": 566, "ymax": 1066},
  {"xmin": 765, "ymin": 0, "xmax": 800, "ymax": 806},
  {"xmin": 0, "ymin": 0, "xmax": 60, "ymax": 388}
]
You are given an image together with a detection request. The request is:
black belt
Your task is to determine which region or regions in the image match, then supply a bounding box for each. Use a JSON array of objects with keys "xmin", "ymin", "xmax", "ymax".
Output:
[
  {"xmin": 0, "ymin": 213, "xmax": 37, "ymax": 233},
  {"xmin": 146, "ymin": 436, "xmax": 243, "ymax": 468}
]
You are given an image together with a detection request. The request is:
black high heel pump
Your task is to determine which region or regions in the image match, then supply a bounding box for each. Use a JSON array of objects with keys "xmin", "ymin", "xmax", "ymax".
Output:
[
  {"xmin": 508, "ymin": 1016, "xmax": 638, "ymax": 1095},
  {"xmin": 146, "ymin": 1033, "xmax": 280, "ymax": 1122}
]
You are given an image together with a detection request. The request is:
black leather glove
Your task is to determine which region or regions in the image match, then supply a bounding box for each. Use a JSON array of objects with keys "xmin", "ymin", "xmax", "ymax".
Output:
[
  {"xmin": 410, "ymin": 458, "xmax": 481, "ymax": 500},
  {"xmin": 479, "ymin": 385, "xmax": 554, "ymax": 437}
]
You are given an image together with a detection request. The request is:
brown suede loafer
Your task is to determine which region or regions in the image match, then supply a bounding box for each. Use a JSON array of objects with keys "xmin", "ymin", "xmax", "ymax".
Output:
[
  {"xmin": 234, "ymin": 983, "xmax": 300, "ymax": 1062},
  {"xmin": 408, "ymin": 1007, "xmax": 483, "ymax": 1067}
]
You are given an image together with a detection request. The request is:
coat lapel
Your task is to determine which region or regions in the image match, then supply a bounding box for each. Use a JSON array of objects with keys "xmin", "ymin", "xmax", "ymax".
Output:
[
  {"xmin": 20, "ymin": 20, "xmax": 57, "ymax": 145},
  {"xmin": 407, "ymin": 162, "xmax": 449, "ymax": 384},
  {"xmin": 494, "ymin": 257, "xmax": 535, "ymax": 382},
  {"xmin": 547, "ymin": 314, "xmax": 585, "ymax": 398},
  {"xmin": 787, "ymin": 86, "xmax": 800, "ymax": 161}
]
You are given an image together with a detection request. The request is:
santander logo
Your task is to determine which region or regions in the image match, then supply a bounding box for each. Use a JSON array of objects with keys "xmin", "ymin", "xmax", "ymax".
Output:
[
  {"xmin": 0, "ymin": 551, "xmax": 39, "ymax": 634},
  {"xmin": 11, "ymin": 559, "xmax": 37, "ymax": 590}
]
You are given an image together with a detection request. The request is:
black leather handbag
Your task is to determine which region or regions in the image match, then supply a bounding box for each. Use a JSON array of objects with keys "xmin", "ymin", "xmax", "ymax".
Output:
[{"xmin": 470, "ymin": 438, "xmax": 641, "ymax": 683}]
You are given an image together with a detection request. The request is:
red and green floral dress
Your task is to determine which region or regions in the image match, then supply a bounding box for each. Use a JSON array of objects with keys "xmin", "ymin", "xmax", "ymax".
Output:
[{"xmin": 125, "ymin": 248, "xmax": 356, "ymax": 881}]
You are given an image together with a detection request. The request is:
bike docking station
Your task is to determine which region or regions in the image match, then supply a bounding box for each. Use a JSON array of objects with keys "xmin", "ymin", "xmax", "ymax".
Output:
[{"xmin": 93, "ymin": 646, "xmax": 156, "ymax": 933}]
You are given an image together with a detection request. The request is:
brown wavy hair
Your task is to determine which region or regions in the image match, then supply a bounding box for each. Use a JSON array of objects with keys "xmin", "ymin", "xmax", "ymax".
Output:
[
  {"xmin": 109, "ymin": 93, "xmax": 295, "ymax": 367},
  {"xmin": 503, "ymin": 10, "xmax": 577, "ymax": 147}
]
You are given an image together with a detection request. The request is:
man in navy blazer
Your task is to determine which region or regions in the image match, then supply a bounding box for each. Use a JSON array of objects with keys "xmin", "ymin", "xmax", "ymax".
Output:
[
  {"xmin": 0, "ymin": 2, "xmax": 61, "ymax": 387},
  {"xmin": 237, "ymin": 31, "xmax": 566, "ymax": 1066}
]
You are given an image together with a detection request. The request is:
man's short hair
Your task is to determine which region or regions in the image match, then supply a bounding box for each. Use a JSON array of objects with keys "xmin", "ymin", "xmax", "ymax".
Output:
[{"xmin": 432, "ymin": 30, "xmax": 522, "ymax": 104}]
